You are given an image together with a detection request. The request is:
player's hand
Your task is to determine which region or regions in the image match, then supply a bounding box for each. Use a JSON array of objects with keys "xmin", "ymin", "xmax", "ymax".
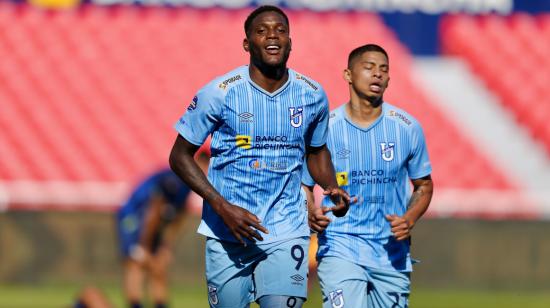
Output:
[
  {"xmin": 129, "ymin": 244, "xmax": 152, "ymax": 267},
  {"xmin": 217, "ymin": 202, "xmax": 269, "ymax": 245},
  {"xmin": 322, "ymin": 187, "xmax": 350, "ymax": 217},
  {"xmin": 308, "ymin": 206, "xmax": 331, "ymax": 233},
  {"xmin": 385, "ymin": 214, "xmax": 413, "ymax": 241}
]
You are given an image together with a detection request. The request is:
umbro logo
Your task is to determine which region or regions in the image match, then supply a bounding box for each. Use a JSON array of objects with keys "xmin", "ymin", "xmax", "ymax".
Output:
[
  {"xmin": 239, "ymin": 112, "xmax": 254, "ymax": 123},
  {"xmin": 290, "ymin": 274, "xmax": 304, "ymax": 282},
  {"xmin": 336, "ymin": 149, "xmax": 350, "ymax": 159}
]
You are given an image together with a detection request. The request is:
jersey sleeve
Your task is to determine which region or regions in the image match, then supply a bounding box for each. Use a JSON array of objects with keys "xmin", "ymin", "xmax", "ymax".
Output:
[
  {"xmin": 301, "ymin": 164, "xmax": 316, "ymax": 187},
  {"xmin": 174, "ymin": 83, "xmax": 223, "ymax": 146},
  {"xmin": 407, "ymin": 123, "xmax": 432, "ymax": 180},
  {"xmin": 307, "ymin": 88, "xmax": 329, "ymax": 147}
]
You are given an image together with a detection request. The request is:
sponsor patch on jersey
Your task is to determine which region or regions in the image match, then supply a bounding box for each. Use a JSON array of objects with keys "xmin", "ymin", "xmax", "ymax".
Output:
[
  {"xmin": 249, "ymin": 158, "xmax": 266, "ymax": 170},
  {"xmin": 249, "ymin": 159, "xmax": 288, "ymax": 171},
  {"xmin": 187, "ymin": 96, "xmax": 198, "ymax": 111},
  {"xmin": 236, "ymin": 135, "xmax": 252, "ymax": 149},
  {"xmin": 295, "ymin": 74, "xmax": 318, "ymax": 90},
  {"xmin": 336, "ymin": 171, "xmax": 348, "ymax": 186},
  {"xmin": 252, "ymin": 135, "xmax": 301, "ymax": 150},
  {"xmin": 388, "ymin": 110, "xmax": 412, "ymax": 125},
  {"xmin": 218, "ymin": 74, "xmax": 242, "ymax": 90}
]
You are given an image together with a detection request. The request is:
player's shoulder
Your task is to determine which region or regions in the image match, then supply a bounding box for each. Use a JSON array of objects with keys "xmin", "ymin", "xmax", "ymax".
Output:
[
  {"xmin": 201, "ymin": 66, "xmax": 247, "ymax": 97},
  {"xmin": 328, "ymin": 104, "xmax": 347, "ymax": 127},
  {"xmin": 383, "ymin": 102, "xmax": 422, "ymax": 130},
  {"xmin": 214, "ymin": 66, "xmax": 247, "ymax": 92},
  {"xmin": 290, "ymin": 69, "xmax": 324, "ymax": 94}
]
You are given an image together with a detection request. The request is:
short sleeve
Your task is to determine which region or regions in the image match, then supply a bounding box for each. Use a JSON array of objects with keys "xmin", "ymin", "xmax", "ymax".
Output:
[
  {"xmin": 407, "ymin": 123, "xmax": 432, "ymax": 180},
  {"xmin": 301, "ymin": 164, "xmax": 316, "ymax": 187},
  {"xmin": 174, "ymin": 84, "xmax": 223, "ymax": 146},
  {"xmin": 307, "ymin": 88, "xmax": 329, "ymax": 147}
]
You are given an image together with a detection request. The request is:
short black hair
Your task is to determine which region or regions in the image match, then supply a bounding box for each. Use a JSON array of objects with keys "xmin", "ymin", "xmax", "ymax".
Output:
[
  {"xmin": 348, "ymin": 44, "xmax": 389, "ymax": 69},
  {"xmin": 244, "ymin": 5, "xmax": 289, "ymax": 37}
]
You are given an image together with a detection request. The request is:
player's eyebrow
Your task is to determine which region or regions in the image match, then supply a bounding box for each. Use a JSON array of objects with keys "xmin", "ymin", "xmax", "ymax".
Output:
[
  {"xmin": 255, "ymin": 21, "xmax": 287, "ymax": 28},
  {"xmin": 361, "ymin": 60, "xmax": 388, "ymax": 68}
]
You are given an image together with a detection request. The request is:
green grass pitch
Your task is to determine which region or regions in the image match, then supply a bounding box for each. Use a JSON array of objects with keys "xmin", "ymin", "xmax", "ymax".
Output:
[{"xmin": 1, "ymin": 282, "xmax": 550, "ymax": 308}]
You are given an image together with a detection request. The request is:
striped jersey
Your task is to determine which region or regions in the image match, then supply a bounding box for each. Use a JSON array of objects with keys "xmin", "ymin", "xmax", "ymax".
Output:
[
  {"xmin": 302, "ymin": 103, "xmax": 431, "ymax": 271},
  {"xmin": 175, "ymin": 65, "xmax": 329, "ymax": 243}
]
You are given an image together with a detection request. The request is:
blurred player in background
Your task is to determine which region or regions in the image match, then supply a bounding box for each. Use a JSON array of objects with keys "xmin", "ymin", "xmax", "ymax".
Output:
[
  {"xmin": 303, "ymin": 44, "xmax": 433, "ymax": 308},
  {"xmin": 117, "ymin": 150, "xmax": 209, "ymax": 308},
  {"xmin": 73, "ymin": 286, "xmax": 112, "ymax": 308},
  {"xmin": 169, "ymin": 5, "xmax": 349, "ymax": 308}
]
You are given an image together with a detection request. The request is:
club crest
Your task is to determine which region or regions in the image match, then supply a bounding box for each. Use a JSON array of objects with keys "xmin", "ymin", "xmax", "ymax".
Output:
[
  {"xmin": 208, "ymin": 284, "xmax": 219, "ymax": 305},
  {"xmin": 329, "ymin": 289, "xmax": 345, "ymax": 308},
  {"xmin": 289, "ymin": 107, "xmax": 303, "ymax": 128},
  {"xmin": 380, "ymin": 142, "xmax": 395, "ymax": 162}
]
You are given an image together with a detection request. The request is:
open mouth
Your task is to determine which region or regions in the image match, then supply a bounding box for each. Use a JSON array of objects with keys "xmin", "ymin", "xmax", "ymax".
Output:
[
  {"xmin": 265, "ymin": 44, "xmax": 281, "ymax": 55},
  {"xmin": 370, "ymin": 82, "xmax": 382, "ymax": 93}
]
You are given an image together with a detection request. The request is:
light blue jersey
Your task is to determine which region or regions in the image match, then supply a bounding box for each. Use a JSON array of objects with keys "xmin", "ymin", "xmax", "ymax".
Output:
[
  {"xmin": 175, "ymin": 65, "xmax": 329, "ymax": 243},
  {"xmin": 303, "ymin": 103, "xmax": 431, "ymax": 272}
]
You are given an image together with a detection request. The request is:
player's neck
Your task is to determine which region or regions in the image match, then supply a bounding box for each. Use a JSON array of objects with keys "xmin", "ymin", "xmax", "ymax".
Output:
[
  {"xmin": 346, "ymin": 98, "xmax": 383, "ymax": 128},
  {"xmin": 249, "ymin": 64, "xmax": 289, "ymax": 93}
]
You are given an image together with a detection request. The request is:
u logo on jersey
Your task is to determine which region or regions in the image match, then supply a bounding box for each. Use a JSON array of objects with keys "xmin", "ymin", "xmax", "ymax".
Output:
[
  {"xmin": 207, "ymin": 284, "xmax": 219, "ymax": 306},
  {"xmin": 380, "ymin": 142, "xmax": 395, "ymax": 162},
  {"xmin": 289, "ymin": 107, "xmax": 303, "ymax": 128},
  {"xmin": 329, "ymin": 289, "xmax": 345, "ymax": 308}
]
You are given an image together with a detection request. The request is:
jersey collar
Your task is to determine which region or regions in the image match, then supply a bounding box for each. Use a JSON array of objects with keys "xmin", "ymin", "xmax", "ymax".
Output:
[{"xmin": 245, "ymin": 66, "xmax": 292, "ymax": 98}]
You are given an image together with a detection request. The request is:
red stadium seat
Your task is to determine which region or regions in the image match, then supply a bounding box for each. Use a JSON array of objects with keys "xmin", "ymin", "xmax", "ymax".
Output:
[
  {"xmin": 0, "ymin": 4, "xmax": 515, "ymax": 194},
  {"xmin": 442, "ymin": 13, "xmax": 550, "ymax": 159}
]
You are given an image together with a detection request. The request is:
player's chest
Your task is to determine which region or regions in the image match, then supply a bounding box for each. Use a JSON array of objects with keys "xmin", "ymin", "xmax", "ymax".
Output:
[
  {"xmin": 328, "ymin": 128, "xmax": 408, "ymax": 179},
  {"xmin": 222, "ymin": 91, "xmax": 317, "ymax": 138}
]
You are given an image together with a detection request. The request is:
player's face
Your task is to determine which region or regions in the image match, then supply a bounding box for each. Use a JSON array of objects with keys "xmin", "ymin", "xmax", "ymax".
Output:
[
  {"xmin": 345, "ymin": 51, "xmax": 389, "ymax": 102},
  {"xmin": 243, "ymin": 11, "xmax": 291, "ymax": 69}
]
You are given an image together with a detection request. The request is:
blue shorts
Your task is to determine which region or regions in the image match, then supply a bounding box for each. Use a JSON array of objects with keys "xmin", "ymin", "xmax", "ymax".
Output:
[
  {"xmin": 318, "ymin": 257, "xmax": 410, "ymax": 308},
  {"xmin": 116, "ymin": 210, "xmax": 162, "ymax": 257},
  {"xmin": 205, "ymin": 236, "xmax": 310, "ymax": 308},
  {"xmin": 116, "ymin": 210, "xmax": 142, "ymax": 257}
]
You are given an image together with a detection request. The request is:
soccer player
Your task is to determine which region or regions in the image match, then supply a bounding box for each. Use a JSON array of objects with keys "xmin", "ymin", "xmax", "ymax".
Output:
[
  {"xmin": 73, "ymin": 286, "xmax": 112, "ymax": 308},
  {"xmin": 303, "ymin": 44, "xmax": 434, "ymax": 308},
  {"xmin": 169, "ymin": 5, "xmax": 349, "ymax": 308},
  {"xmin": 116, "ymin": 150, "xmax": 208, "ymax": 308}
]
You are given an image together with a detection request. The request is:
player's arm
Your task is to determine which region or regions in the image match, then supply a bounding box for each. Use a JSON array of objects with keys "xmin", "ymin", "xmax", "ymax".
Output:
[
  {"xmin": 130, "ymin": 194, "xmax": 165, "ymax": 265},
  {"xmin": 305, "ymin": 145, "xmax": 350, "ymax": 217},
  {"xmin": 169, "ymin": 135, "xmax": 268, "ymax": 245},
  {"xmin": 303, "ymin": 184, "xmax": 331, "ymax": 233},
  {"xmin": 386, "ymin": 175, "xmax": 433, "ymax": 241}
]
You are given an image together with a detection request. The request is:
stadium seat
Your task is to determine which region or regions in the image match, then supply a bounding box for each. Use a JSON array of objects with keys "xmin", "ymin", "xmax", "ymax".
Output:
[
  {"xmin": 0, "ymin": 4, "xmax": 516, "ymax": 203},
  {"xmin": 442, "ymin": 13, "xmax": 550, "ymax": 158}
]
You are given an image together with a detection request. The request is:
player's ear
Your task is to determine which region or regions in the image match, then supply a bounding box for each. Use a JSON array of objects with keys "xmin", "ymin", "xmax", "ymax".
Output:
[
  {"xmin": 289, "ymin": 37, "xmax": 292, "ymax": 51},
  {"xmin": 343, "ymin": 69, "xmax": 352, "ymax": 84},
  {"xmin": 243, "ymin": 38, "xmax": 250, "ymax": 52}
]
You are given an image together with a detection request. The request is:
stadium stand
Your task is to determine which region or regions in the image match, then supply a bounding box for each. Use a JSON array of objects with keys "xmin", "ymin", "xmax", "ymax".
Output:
[
  {"xmin": 0, "ymin": 3, "xmax": 516, "ymax": 210},
  {"xmin": 441, "ymin": 13, "xmax": 550, "ymax": 155}
]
